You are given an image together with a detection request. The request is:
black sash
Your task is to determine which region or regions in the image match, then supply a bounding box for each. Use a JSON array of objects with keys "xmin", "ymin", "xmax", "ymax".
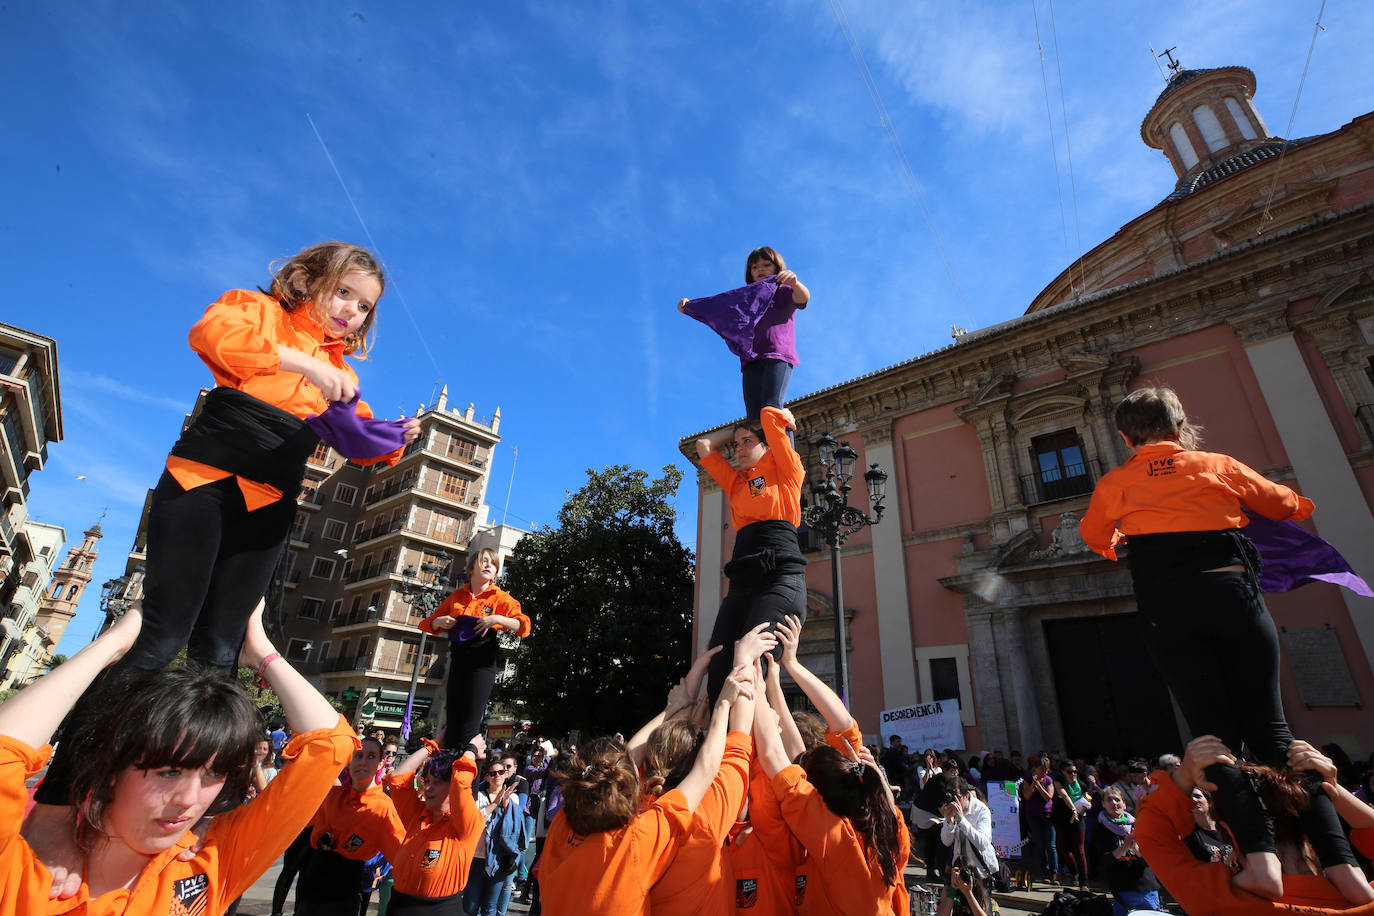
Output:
[
  {"xmin": 1125, "ymin": 529, "xmax": 1261, "ymax": 588},
  {"xmin": 168, "ymin": 387, "xmax": 319, "ymax": 493},
  {"xmin": 724, "ymin": 519, "xmax": 807, "ymax": 586}
]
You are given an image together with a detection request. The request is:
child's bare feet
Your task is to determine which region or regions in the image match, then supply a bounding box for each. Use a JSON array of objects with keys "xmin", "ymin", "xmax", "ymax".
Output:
[
  {"xmin": 1325, "ymin": 863, "xmax": 1374, "ymax": 905},
  {"xmin": 21, "ymin": 803, "xmax": 82, "ymax": 899},
  {"xmin": 1232, "ymin": 851, "xmax": 1283, "ymax": 899}
]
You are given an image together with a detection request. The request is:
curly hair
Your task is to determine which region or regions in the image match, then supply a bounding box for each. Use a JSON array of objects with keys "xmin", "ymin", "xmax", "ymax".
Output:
[
  {"xmin": 801, "ymin": 745, "xmax": 903, "ymax": 886},
  {"xmin": 266, "ymin": 240, "xmax": 385, "ymax": 358},
  {"xmin": 792, "ymin": 711, "xmax": 828, "ymax": 758},
  {"xmin": 561, "ymin": 737, "xmax": 641, "ymax": 835}
]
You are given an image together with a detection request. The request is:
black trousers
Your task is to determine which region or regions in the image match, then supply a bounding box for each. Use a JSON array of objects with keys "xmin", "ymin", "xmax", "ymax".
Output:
[
  {"xmin": 444, "ymin": 640, "xmax": 499, "ymax": 748},
  {"xmin": 34, "ymin": 472, "xmax": 296, "ymax": 804},
  {"xmin": 705, "ymin": 569, "xmax": 807, "ymax": 704},
  {"xmin": 296, "ymin": 848, "xmax": 369, "ymax": 916},
  {"xmin": 1136, "ymin": 569, "xmax": 1355, "ymax": 867},
  {"xmin": 273, "ymin": 827, "xmax": 314, "ymax": 915}
]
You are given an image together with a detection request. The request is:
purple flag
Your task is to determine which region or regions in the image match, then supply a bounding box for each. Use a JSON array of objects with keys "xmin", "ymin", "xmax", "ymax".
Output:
[
  {"xmin": 1242, "ymin": 510, "xmax": 1374, "ymax": 597},
  {"xmin": 682, "ymin": 277, "xmax": 794, "ymax": 363},
  {"xmin": 305, "ymin": 394, "xmax": 409, "ymax": 460},
  {"xmin": 401, "ymin": 691, "xmax": 414, "ymax": 741}
]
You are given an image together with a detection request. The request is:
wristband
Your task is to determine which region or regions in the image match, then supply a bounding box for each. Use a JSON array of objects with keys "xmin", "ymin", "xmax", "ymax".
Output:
[
  {"xmin": 254, "ymin": 652, "xmax": 282, "ymax": 688},
  {"xmin": 465, "ymin": 742, "xmax": 481, "ymax": 759},
  {"xmin": 422, "ymin": 737, "xmax": 441, "ymax": 756}
]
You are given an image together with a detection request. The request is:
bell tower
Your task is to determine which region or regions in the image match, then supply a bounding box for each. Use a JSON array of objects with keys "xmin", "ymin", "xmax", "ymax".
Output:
[
  {"xmin": 1140, "ymin": 56, "xmax": 1274, "ymax": 183},
  {"xmin": 34, "ymin": 519, "xmax": 102, "ymax": 652}
]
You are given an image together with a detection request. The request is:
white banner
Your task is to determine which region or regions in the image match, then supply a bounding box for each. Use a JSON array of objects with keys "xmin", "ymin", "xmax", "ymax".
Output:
[
  {"xmin": 877, "ymin": 698, "xmax": 964, "ymax": 752},
  {"xmin": 985, "ymin": 778, "xmax": 1024, "ymax": 859}
]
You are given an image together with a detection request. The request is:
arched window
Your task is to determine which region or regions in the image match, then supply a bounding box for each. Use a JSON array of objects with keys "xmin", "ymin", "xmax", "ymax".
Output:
[
  {"xmin": 1192, "ymin": 104, "xmax": 1228, "ymax": 153},
  {"xmin": 67, "ymin": 584, "xmax": 79, "ymax": 600},
  {"xmin": 1224, "ymin": 97, "xmax": 1258, "ymax": 140},
  {"xmin": 1169, "ymin": 122, "xmax": 1199, "ymax": 169}
]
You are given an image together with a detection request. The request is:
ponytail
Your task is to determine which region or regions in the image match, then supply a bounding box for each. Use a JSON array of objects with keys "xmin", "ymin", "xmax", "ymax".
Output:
[{"xmin": 802, "ymin": 746, "xmax": 903, "ymax": 886}]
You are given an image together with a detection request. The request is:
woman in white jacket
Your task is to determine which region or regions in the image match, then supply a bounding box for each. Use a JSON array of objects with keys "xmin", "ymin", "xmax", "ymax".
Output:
[{"xmin": 938, "ymin": 776, "xmax": 999, "ymax": 916}]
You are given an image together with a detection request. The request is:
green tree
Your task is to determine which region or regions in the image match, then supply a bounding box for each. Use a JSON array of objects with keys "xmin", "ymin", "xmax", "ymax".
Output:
[
  {"xmin": 45, "ymin": 654, "xmax": 68, "ymax": 671},
  {"xmin": 498, "ymin": 465, "xmax": 695, "ymax": 737}
]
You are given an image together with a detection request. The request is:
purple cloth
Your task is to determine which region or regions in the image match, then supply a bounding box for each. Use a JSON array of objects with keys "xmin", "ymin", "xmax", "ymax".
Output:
[
  {"xmin": 447, "ymin": 615, "xmax": 481, "ymax": 644},
  {"xmin": 304, "ymin": 394, "xmax": 409, "ymax": 459},
  {"xmin": 682, "ymin": 276, "xmax": 799, "ymax": 367},
  {"xmin": 1242, "ymin": 510, "xmax": 1374, "ymax": 597}
]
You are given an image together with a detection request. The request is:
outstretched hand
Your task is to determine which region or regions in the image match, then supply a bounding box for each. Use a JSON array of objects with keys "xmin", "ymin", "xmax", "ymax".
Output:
[
  {"xmin": 777, "ymin": 615, "xmax": 803, "ymax": 666},
  {"xmin": 1287, "ymin": 739, "xmax": 1337, "ymax": 788},
  {"xmin": 1178, "ymin": 735, "xmax": 1235, "ymax": 793},
  {"xmin": 734, "ymin": 622, "xmax": 778, "ymax": 667}
]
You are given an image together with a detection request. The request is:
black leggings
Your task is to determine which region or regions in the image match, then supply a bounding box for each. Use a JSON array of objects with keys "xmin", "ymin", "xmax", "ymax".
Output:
[
  {"xmin": 273, "ymin": 827, "xmax": 314, "ymax": 915},
  {"xmin": 1136, "ymin": 569, "xmax": 1355, "ymax": 867},
  {"xmin": 35, "ymin": 472, "xmax": 296, "ymax": 804},
  {"xmin": 705, "ymin": 569, "xmax": 807, "ymax": 703},
  {"xmin": 444, "ymin": 641, "xmax": 499, "ymax": 748}
]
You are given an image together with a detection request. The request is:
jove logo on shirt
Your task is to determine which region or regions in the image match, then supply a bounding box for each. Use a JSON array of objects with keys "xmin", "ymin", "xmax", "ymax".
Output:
[
  {"xmin": 795, "ymin": 875, "xmax": 807, "ymax": 905},
  {"xmin": 1146, "ymin": 457, "xmax": 1176, "ymax": 477},
  {"xmin": 748, "ymin": 476, "xmax": 766, "ymax": 496},
  {"xmin": 422, "ymin": 848, "xmax": 442, "ymax": 868},
  {"xmin": 343, "ymin": 833, "xmax": 366, "ymax": 852},
  {"xmin": 171, "ymin": 873, "xmax": 209, "ymax": 916},
  {"xmin": 736, "ymin": 878, "xmax": 758, "ymax": 908}
]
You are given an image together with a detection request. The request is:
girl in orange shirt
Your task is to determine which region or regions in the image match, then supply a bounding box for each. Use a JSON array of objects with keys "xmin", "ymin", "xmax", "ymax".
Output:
[
  {"xmin": 538, "ymin": 664, "xmax": 757, "ymax": 916},
  {"xmin": 0, "ymin": 600, "xmax": 355, "ymax": 915},
  {"xmin": 695, "ymin": 405, "xmax": 807, "ymax": 703},
  {"xmin": 33, "ymin": 242, "xmax": 419, "ymax": 818},
  {"xmin": 1079, "ymin": 387, "xmax": 1371, "ymax": 905},
  {"xmin": 419, "ymin": 547, "xmax": 531, "ymax": 749},
  {"xmin": 297, "ymin": 734, "xmax": 406, "ymax": 916}
]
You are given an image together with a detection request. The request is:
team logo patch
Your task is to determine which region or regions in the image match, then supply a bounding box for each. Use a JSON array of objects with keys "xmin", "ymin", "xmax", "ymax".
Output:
[
  {"xmin": 795, "ymin": 874, "xmax": 808, "ymax": 905},
  {"xmin": 748, "ymin": 475, "xmax": 766, "ymax": 496},
  {"xmin": 422, "ymin": 848, "xmax": 442, "ymax": 868},
  {"xmin": 735, "ymin": 877, "xmax": 758, "ymax": 908},
  {"xmin": 343, "ymin": 833, "xmax": 366, "ymax": 852},
  {"xmin": 1146, "ymin": 457, "xmax": 1176, "ymax": 477},
  {"xmin": 170, "ymin": 873, "xmax": 210, "ymax": 916}
]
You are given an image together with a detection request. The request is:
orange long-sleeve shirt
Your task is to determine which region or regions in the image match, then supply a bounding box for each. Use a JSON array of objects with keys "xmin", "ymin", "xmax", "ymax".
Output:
[
  {"xmin": 0, "ymin": 714, "xmax": 356, "ymax": 916},
  {"xmin": 649, "ymin": 732, "xmax": 752, "ymax": 916},
  {"xmin": 702, "ymin": 407, "xmax": 805, "ymax": 529},
  {"xmin": 309, "ymin": 779, "xmax": 406, "ymax": 862},
  {"xmin": 772, "ymin": 761, "xmax": 907, "ymax": 916},
  {"xmin": 540, "ymin": 789, "xmax": 694, "ymax": 916},
  {"xmin": 418, "ymin": 584, "xmax": 531, "ymax": 639},
  {"xmin": 1079, "ymin": 441, "xmax": 1314, "ymax": 561},
  {"xmin": 166, "ymin": 288, "xmax": 403, "ymax": 511},
  {"xmin": 381, "ymin": 756, "xmax": 484, "ymax": 898},
  {"xmin": 726, "ymin": 755, "xmax": 808, "ymax": 914},
  {"xmin": 1135, "ymin": 770, "xmax": 1374, "ymax": 915}
]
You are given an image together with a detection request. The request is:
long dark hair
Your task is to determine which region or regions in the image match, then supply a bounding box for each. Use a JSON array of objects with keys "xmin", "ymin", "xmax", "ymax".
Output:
[
  {"xmin": 801, "ymin": 746, "xmax": 903, "ymax": 886},
  {"xmin": 69, "ymin": 666, "xmax": 259, "ymax": 851}
]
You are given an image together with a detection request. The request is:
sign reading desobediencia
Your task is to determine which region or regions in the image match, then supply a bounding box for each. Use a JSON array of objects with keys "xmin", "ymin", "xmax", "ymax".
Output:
[{"xmin": 878, "ymin": 698, "xmax": 964, "ymax": 751}]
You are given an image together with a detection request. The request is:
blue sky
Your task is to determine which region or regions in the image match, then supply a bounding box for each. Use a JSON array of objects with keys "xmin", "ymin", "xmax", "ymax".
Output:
[{"xmin": 5, "ymin": 0, "xmax": 1371, "ymax": 650}]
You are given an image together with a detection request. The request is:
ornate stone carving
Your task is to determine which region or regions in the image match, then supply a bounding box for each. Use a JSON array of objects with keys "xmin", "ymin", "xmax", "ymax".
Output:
[{"xmin": 1028, "ymin": 511, "xmax": 1089, "ymax": 560}]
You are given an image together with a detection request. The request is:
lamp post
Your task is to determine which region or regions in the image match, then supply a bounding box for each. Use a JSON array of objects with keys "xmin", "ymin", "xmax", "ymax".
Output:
[
  {"xmin": 801, "ymin": 433, "xmax": 887, "ymax": 704},
  {"xmin": 396, "ymin": 551, "xmax": 453, "ymax": 738},
  {"xmin": 94, "ymin": 565, "xmax": 145, "ymax": 642}
]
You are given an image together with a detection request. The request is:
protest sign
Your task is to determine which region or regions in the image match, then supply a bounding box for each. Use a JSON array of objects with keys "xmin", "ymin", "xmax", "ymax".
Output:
[
  {"xmin": 985, "ymin": 779, "xmax": 1024, "ymax": 859},
  {"xmin": 878, "ymin": 698, "xmax": 964, "ymax": 751}
]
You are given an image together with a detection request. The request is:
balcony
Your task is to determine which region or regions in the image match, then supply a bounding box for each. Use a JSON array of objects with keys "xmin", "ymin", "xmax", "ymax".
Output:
[
  {"xmin": 364, "ymin": 475, "xmax": 482, "ymax": 511},
  {"xmin": 354, "ymin": 516, "xmax": 474, "ymax": 550},
  {"xmin": 290, "ymin": 529, "xmax": 314, "ymax": 548},
  {"xmin": 1018, "ymin": 457, "xmax": 1101, "ymax": 506},
  {"xmin": 318, "ymin": 653, "xmax": 444, "ymax": 678},
  {"xmin": 346, "ymin": 562, "xmax": 393, "ymax": 584}
]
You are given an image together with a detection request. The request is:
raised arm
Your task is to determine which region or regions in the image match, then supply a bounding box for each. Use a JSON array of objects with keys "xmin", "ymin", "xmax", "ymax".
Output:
[
  {"xmin": 240, "ymin": 601, "xmax": 338, "ymax": 734},
  {"xmin": 776, "ymin": 614, "xmax": 854, "ymax": 734},
  {"xmin": 0, "ymin": 603, "xmax": 142, "ymax": 747},
  {"xmin": 753, "ymin": 664, "xmax": 793, "ymax": 779},
  {"xmin": 676, "ymin": 667, "xmax": 754, "ymax": 812},
  {"xmin": 765, "ymin": 657, "xmax": 806, "ymax": 761},
  {"xmin": 1289, "ymin": 739, "xmax": 1374, "ymax": 829}
]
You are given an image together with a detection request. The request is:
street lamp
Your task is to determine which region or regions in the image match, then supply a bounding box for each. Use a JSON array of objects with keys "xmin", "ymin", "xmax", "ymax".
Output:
[
  {"xmin": 396, "ymin": 551, "xmax": 453, "ymax": 739},
  {"xmin": 802, "ymin": 436, "xmax": 887, "ymax": 704},
  {"xmin": 94, "ymin": 565, "xmax": 145, "ymax": 641}
]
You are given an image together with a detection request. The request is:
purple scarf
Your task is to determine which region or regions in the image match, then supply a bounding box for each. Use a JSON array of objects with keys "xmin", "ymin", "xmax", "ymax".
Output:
[
  {"xmin": 1242, "ymin": 510, "xmax": 1374, "ymax": 597},
  {"xmin": 682, "ymin": 277, "xmax": 796, "ymax": 364},
  {"xmin": 305, "ymin": 394, "xmax": 409, "ymax": 460}
]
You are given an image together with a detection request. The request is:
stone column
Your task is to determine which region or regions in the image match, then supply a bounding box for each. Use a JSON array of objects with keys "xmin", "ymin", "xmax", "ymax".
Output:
[
  {"xmin": 1241, "ymin": 330, "xmax": 1374, "ymax": 674},
  {"xmin": 695, "ymin": 471, "xmax": 725, "ymax": 655},
  {"xmin": 859, "ymin": 422, "xmax": 918, "ymax": 708},
  {"xmin": 996, "ymin": 608, "xmax": 1044, "ymax": 753},
  {"xmin": 966, "ymin": 607, "xmax": 1008, "ymax": 749}
]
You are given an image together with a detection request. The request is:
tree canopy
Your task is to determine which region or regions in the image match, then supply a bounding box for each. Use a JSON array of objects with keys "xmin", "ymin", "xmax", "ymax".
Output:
[{"xmin": 498, "ymin": 465, "xmax": 695, "ymax": 737}]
